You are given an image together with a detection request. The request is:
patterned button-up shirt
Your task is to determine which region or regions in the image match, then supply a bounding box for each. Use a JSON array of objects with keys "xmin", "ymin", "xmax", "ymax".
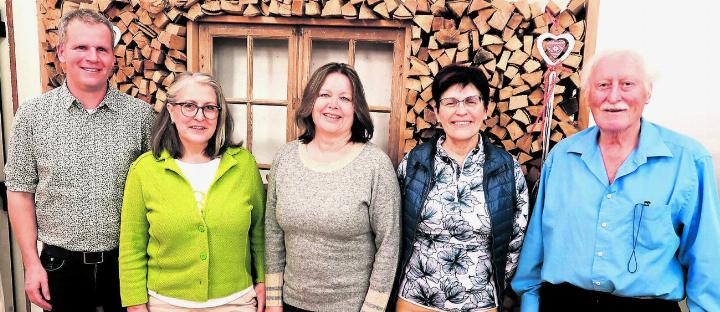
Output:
[
  {"xmin": 4, "ymin": 83, "xmax": 155, "ymax": 251},
  {"xmin": 397, "ymin": 135, "xmax": 529, "ymax": 312}
]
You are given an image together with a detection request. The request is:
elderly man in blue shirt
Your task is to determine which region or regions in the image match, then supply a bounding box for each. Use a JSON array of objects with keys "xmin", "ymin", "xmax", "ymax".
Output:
[{"xmin": 512, "ymin": 49, "xmax": 720, "ymax": 312}]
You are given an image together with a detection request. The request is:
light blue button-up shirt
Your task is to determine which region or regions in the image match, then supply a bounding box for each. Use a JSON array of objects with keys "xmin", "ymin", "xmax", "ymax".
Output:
[{"xmin": 512, "ymin": 120, "xmax": 720, "ymax": 312}]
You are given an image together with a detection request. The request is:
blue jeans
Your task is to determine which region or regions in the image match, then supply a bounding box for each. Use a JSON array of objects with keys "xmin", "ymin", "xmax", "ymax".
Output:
[{"xmin": 40, "ymin": 245, "xmax": 125, "ymax": 312}]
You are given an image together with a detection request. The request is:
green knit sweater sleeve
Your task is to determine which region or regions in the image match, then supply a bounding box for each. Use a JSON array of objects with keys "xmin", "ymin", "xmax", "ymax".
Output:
[
  {"xmin": 119, "ymin": 159, "xmax": 151, "ymax": 307},
  {"xmin": 246, "ymin": 152, "xmax": 266, "ymax": 283}
]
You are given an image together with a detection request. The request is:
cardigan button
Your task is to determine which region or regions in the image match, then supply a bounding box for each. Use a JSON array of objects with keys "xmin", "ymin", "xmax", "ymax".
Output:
[
  {"xmin": 200, "ymin": 253, "xmax": 207, "ymax": 261},
  {"xmin": 198, "ymin": 225, "xmax": 206, "ymax": 232}
]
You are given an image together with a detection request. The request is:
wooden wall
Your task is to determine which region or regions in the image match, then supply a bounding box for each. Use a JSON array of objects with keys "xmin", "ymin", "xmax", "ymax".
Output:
[{"xmin": 36, "ymin": 0, "xmax": 598, "ymax": 189}]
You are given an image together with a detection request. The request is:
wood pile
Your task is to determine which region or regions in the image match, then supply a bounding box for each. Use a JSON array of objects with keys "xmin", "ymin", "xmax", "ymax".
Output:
[
  {"xmin": 403, "ymin": 0, "xmax": 590, "ymax": 183},
  {"xmin": 37, "ymin": 0, "xmax": 594, "ymax": 186}
]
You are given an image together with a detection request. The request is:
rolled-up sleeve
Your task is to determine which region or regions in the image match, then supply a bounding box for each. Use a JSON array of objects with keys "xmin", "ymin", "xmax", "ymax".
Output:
[{"xmin": 4, "ymin": 104, "xmax": 38, "ymax": 193}]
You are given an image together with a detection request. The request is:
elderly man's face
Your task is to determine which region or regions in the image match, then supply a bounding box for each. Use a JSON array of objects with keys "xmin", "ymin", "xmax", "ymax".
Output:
[
  {"xmin": 587, "ymin": 55, "xmax": 651, "ymax": 134},
  {"xmin": 57, "ymin": 20, "xmax": 115, "ymax": 94}
]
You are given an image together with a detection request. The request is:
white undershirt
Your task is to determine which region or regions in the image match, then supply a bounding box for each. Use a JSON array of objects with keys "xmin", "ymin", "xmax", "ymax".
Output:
[
  {"xmin": 175, "ymin": 158, "xmax": 221, "ymax": 212},
  {"xmin": 148, "ymin": 157, "xmax": 250, "ymax": 308}
]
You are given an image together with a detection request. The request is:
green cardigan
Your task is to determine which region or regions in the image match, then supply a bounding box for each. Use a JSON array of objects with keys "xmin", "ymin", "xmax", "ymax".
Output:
[{"xmin": 119, "ymin": 147, "xmax": 265, "ymax": 306}]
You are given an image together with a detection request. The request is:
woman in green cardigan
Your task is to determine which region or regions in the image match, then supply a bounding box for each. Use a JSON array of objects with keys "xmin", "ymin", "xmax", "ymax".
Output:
[{"xmin": 119, "ymin": 72, "xmax": 266, "ymax": 312}]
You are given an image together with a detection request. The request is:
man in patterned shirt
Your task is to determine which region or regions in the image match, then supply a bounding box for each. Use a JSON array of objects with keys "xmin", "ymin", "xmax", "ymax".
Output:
[{"xmin": 4, "ymin": 9, "xmax": 154, "ymax": 312}]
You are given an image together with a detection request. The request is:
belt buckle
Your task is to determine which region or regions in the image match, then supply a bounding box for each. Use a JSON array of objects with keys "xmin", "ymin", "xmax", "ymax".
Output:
[{"xmin": 83, "ymin": 252, "xmax": 104, "ymax": 264}]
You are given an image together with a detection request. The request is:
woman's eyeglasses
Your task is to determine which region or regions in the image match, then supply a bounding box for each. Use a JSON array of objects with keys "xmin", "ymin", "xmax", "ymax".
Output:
[
  {"xmin": 169, "ymin": 102, "xmax": 221, "ymax": 120},
  {"xmin": 438, "ymin": 95, "xmax": 483, "ymax": 110}
]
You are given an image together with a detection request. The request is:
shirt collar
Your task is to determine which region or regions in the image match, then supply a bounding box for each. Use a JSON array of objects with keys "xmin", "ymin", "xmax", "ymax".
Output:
[
  {"xmin": 59, "ymin": 82, "xmax": 118, "ymax": 111},
  {"xmin": 567, "ymin": 118, "xmax": 672, "ymax": 159},
  {"xmin": 435, "ymin": 133, "xmax": 485, "ymax": 164},
  {"xmin": 634, "ymin": 119, "xmax": 673, "ymax": 158},
  {"xmin": 566, "ymin": 119, "xmax": 673, "ymax": 185}
]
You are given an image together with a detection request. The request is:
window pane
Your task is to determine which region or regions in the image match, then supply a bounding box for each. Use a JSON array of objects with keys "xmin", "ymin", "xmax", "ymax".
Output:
[
  {"xmin": 252, "ymin": 105, "xmax": 288, "ymax": 164},
  {"xmin": 370, "ymin": 112, "xmax": 390, "ymax": 153},
  {"xmin": 253, "ymin": 39, "xmax": 289, "ymax": 101},
  {"xmin": 311, "ymin": 40, "xmax": 348, "ymax": 73},
  {"xmin": 228, "ymin": 104, "xmax": 248, "ymax": 146},
  {"xmin": 355, "ymin": 41, "xmax": 394, "ymax": 108},
  {"xmin": 214, "ymin": 37, "xmax": 247, "ymax": 99}
]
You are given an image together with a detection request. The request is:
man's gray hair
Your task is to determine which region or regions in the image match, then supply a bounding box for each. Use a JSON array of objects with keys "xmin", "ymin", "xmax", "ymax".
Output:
[
  {"xmin": 57, "ymin": 9, "xmax": 115, "ymax": 48},
  {"xmin": 580, "ymin": 49, "xmax": 657, "ymax": 95}
]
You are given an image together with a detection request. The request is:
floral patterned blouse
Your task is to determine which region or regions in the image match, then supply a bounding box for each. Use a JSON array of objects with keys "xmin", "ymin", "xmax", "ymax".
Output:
[{"xmin": 397, "ymin": 135, "xmax": 529, "ymax": 312}]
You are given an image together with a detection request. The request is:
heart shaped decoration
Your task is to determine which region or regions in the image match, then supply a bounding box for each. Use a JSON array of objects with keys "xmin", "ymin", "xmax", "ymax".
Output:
[{"xmin": 536, "ymin": 33, "xmax": 576, "ymax": 66}]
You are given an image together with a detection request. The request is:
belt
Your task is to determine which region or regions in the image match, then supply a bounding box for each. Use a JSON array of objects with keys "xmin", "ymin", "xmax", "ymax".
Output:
[
  {"xmin": 43, "ymin": 244, "xmax": 117, "ymax": 265},
  {"xmin": 540, "ymin": 282, "xmax": 681, "ymax": 311}
]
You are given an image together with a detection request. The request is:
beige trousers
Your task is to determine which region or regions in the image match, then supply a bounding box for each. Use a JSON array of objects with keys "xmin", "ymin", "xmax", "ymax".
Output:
[{"xmin": 147, "ymin": 289, "xmax": 257, "ymax": 312}]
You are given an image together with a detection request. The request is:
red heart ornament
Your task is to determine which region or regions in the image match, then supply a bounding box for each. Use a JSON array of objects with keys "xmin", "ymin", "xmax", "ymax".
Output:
[
  {"xmin": 536, "ymin": 33, "xmax": 575, "ymax": 66},
  {"xmin": 545, "ymin": 39, "xmax": 567, "ymax": 60}
]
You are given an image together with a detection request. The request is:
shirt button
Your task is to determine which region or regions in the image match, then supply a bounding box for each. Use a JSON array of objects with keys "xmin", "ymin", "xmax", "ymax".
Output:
[
  {"xmin": 200, "ymin": 253, "xmax": 207, "ymax": 260},
  {"xmin": 594, "ymin": 281, "xmax": 601, "ymax": 286},
  {"xmin": 597, "ymin": 251, "xmax": 604, "ymax": 257},
  {"xmin": 601, "ymin": 222, "xmax": 607, "ymax": 228},
  {"xmin": 606, "ymin": 194, "xmax": 613, "ymax": 199},
  {"xmin": 198, "ymin": 225, "xmax": 205, "ymax": 232}
]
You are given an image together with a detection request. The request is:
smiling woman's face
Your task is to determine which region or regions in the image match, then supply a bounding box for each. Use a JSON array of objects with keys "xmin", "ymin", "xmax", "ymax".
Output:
[
  {"xmin": 167, "ymin": 81, "xmax": 219, "ymax": 152},
  {"xmin": 311, "ymin": 72, "xmax": 355, "ymax": 140},
  {"xmin": 436, "ymin": 83, "xmax": 486, "ymax": 145}
]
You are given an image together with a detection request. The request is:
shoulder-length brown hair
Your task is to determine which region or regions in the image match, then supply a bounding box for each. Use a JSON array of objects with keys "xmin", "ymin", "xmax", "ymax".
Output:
[
  {"xmin": 150, "ymin": 72, "xmax": 239, "ymax": 159},
  {"xmin": 295, "ymin": 62, "xmax": 373, "ymax": 144}
]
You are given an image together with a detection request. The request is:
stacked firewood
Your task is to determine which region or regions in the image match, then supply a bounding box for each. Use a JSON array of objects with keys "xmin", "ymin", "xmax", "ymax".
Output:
[
  {"xmin": 403, "ymin": 0, "xmax": 588, "ymax": 184},
  {"xmin": 37, "ymin": 0, "xmax": 592, "ymax": 186}
]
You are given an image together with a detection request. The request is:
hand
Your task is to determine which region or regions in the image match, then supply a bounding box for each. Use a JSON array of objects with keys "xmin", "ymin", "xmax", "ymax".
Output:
[
  {"xmin": 255, "ymin": 283, "xmax": 266, "ymax": 312},
  {"xmin": 127, "ymin": 303, "xmax": 149, "ymax": 312},
  {"xmin": 24, "ymin": 261, "xmax": 51, "ymax": 310},
  {"xmin": 266, "ymin": 307, "xmax": 283, "ymax": 312}
]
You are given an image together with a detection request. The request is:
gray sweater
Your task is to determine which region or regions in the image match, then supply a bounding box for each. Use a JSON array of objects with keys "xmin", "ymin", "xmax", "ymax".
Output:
[{"xmin": 264, "ymin": 141, "xmax": 401, "ymax": 312}]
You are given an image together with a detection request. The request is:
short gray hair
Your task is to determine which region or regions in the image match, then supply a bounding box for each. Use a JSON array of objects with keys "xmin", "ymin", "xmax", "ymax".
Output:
[
  {"xmin": 57, "ymin": 9, "xmax": 115, "ymax": 48},
  {"xmin": 580, "ymin": 49, "xmax": 656, "ymax": 96}
]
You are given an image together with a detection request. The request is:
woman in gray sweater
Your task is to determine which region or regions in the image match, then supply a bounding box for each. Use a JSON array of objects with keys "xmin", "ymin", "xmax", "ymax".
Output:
[{"xmin": 264, "ymin": 63, "xmax": 401, "ymax": 312}]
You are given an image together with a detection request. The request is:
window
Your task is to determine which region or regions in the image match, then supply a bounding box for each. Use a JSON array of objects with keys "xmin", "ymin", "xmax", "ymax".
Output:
[{"xmin": 190, "ymin": 17, "xmax": 408, "ymax": 179}]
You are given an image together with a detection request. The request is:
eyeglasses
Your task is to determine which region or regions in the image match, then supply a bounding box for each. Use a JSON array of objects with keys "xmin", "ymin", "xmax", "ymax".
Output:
[
  {"xmin": 438, "ymin": 95, "xmax": 483, "ymax": 110},
  {"xmin": 169, "ymin": 102, "xmax": 221, "ymax": 120}
]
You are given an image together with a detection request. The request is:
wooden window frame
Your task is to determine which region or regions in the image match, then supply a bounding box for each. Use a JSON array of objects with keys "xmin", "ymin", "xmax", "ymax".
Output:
[
  {"xmin": 188, "ymin": 16, "xmax": 411, "ymax": 166},
  {"xmin": 198, "ymin": 23, "xmax": 297, "ymax": 169}
]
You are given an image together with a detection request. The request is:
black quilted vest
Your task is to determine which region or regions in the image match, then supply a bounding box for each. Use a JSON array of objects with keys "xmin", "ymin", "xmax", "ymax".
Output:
[{"xmin": 395, "ymin": 133, "xmax": 517, "ymax": 310}]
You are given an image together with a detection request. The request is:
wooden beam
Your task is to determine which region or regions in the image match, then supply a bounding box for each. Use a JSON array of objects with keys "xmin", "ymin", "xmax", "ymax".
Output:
[{"xmin": 579, "ymin": 0, "xmax": 600, "ymax": 130}]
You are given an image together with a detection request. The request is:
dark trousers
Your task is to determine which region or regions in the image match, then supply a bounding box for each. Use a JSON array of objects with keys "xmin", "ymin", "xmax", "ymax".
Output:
[
  {"xmin": 40, "ymin": 245, "xmax": 125, "ymax": 312},
  {"xmin": 540, "ymin": 282, "xmax": 681, "ymax": 312},
  {"xmin": 284, "ymin": 303, "xmax": 315, "ymax": 312}
]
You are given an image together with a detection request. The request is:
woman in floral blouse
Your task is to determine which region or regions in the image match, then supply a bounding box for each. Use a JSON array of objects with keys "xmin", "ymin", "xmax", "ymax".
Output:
[{"xmin": 393, "ymin": 64, "xmax": 530, "ymax": 312}]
